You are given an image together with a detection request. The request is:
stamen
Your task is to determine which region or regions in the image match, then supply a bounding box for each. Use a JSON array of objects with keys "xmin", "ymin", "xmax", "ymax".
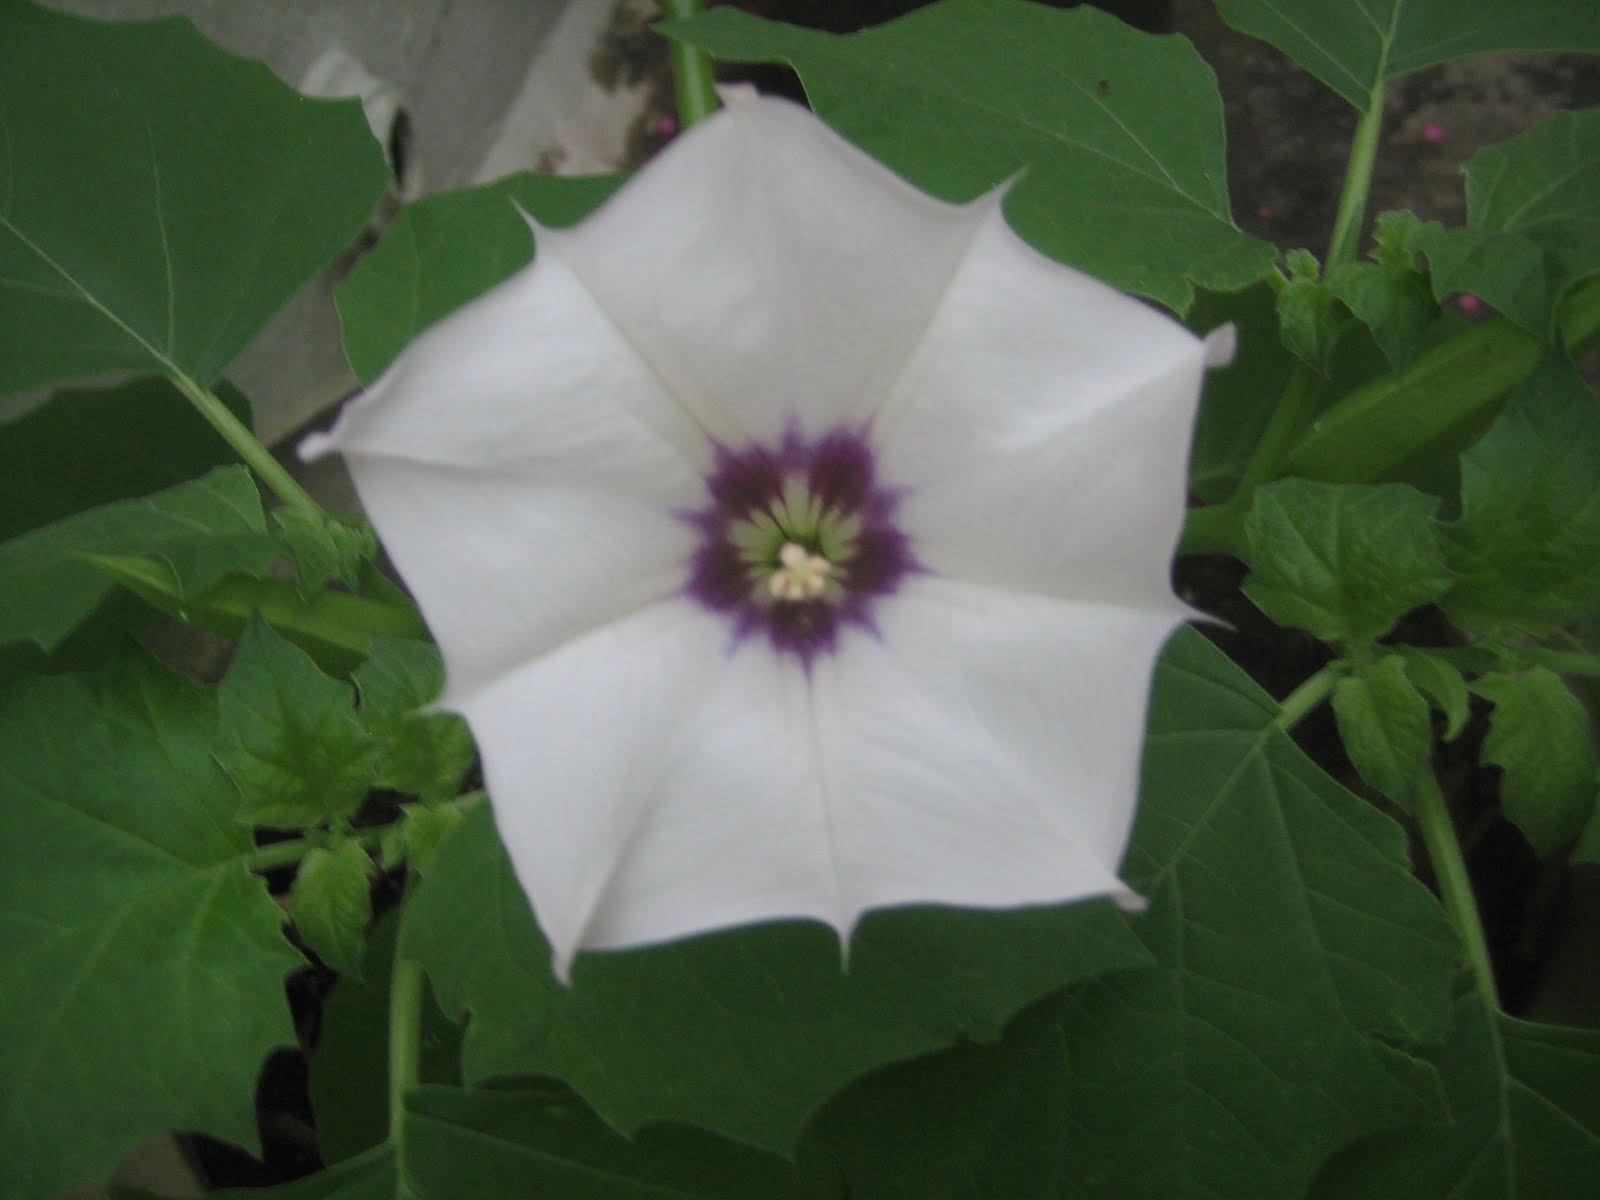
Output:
[{"xmin": 767, "ymin": 541, "xmax": 833, "ymax": 601}]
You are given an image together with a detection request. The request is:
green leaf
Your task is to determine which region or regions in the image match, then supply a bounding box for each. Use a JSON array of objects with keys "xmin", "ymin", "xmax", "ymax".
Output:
[
  {"xmin": 1393, "ymin": 646, "xmax": 1471, "ymax": 740},
  {"xmin": 1213, "ymin": 0, "xmax": 1600, "ymax": 111},
  {"xmin": 1243, "ymin": 478, "xmax": 1454, "ymax": 645},
  {"xmin": 1186, "ymin": 281, "xmax": 1299, "ymax": 503},
  {"xmin": 1420, "ymin": 108, "xmax": 1600, "ymax": 332},
  {"xmin": 1472, "ymin": 667, "xmax": 1596, "ymax": 857},
  {"xmin": 355, "ymin": 637, "xmax": 474, "ymax": 801},
  {"xmin": 0, "ymin": 376, "xmax": 250, "ymax": 542},
  {"xmin": 404, "ymin": 1083, "xmax": 830, "ymax": 1200},
  {"xmin": 802, "ymin": 630, "xmax": 1459, "ymax": 1199},
  {"xmin": 1328, "ymin": 212, "xmax": 1441, "ymax": 371},
  {"xmin": 0, "ymin": 651, "xmax": 301, "ymax": 1200},
  {"xmin": 0, "ymin": 464, "xmax": 272, "ymax": 652},
  {"xmin": 289, "ymin": 839, "xmax": 374, "ymax": 978},
  {"xmin": 1039, "ymin": 629, "xmax": 1454, "ymax": 1198},
  {"xmin": 807, "ymin": 1009, "xmax": 1074, "ymax": 1200},
  {"xmin": 0, "ymin": 0, "xmax": 389, "ymax": 398},
  {"xmin": 1332, "ymin": 655, "xmax": 1433, "ymax": 806},
  {"xmin": 337, "ymin": 171, "xmax": 625, "ymax": 384},
  {"xmin": 1441, "ymin": 357, "xmax": 1600, "ymax": 634},
  {"xmin": 215, "ymin": 617, "xmax": 377, "ymax": 829},
  {"xmin": 664, "ymin": 0, "xmax": 1274, "ymax": 311},
  {"xmin": 1279, "ymin": 248, "xmax": 1354, "ymax": 371},
  {"xmin": 1312, "ymin": 981, "xmax": 1600, "ymax": 1199},
  {"xmin": 400, "ymin": 804, "xmax": 1151, "ymax": 1155},
  {"xmin": 122, "ymin": 1147, "xmax": 397, "ymax": 1200},
  {"xmin": 381, "ymin": 802, "xmax": 468, "ymax": 874},
  {"xmin": 272, "ymin": 509, "xmax": 374, "ymax": 595}
]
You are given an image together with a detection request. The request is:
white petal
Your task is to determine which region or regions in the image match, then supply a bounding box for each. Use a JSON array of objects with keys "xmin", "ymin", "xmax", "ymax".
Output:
[
  {"xmin": 811, "ymin": 577, "xmax": 1182, "ymax": 923},
  {"xmin": 875, "ymin": 205, "xmax": 1209, "ymax": 608},
  {"xmin": 456, "ymin": 600, "xmax": 838, "ymax": 977},
  {"xmin": 534, "ymin": 88, "xmax": 993, "ymax": 444},
  {"xmin": 301, "ymin": 242, "xmax": 711, "ymax": 698},
  {"xmin": 335, "ymin": 456, "xmax": 698, "ymax": 701}
]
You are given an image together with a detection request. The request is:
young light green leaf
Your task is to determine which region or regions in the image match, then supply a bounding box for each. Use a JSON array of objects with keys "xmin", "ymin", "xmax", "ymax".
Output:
[
  {"xmin": 0, "ymin": 465, "xmax": 271, "ymax": 652},
  {"xmin": 1312, "ymin": 982, "xmax": 1600, "ymax": 1199},
  {"xmin": 216, "ymin": 616, "xmax": 377, "ymax": 829},
  {"xmin": 1327, "ymin": 213, "xmax": 1442, "ymax": 371},
  {"xmin": 355, "ymin": 637, "xmax": 474, "ymax": 801},
  {"xmin": 1279, "ymin": 249, "xmax": 1353, "ymax": 371},
  {"xmin": 1441, "ymin": 357, "xmax": 1600, "ymax": 634},
  {"xmin": 289, "ymin": 839, "xmax": 375, "ymax": 978},
  {"xmin": 0, "ymin": 0, "xmax": 388, "ymax": 398},
  {"xmin": 663, "ymin": 0, "xmax": 1274, "ymax": 311},
  {"xmin": 381, "ymin": 802, "xmax": 467, "ymax": 875},
  {"xmin": 1472, "ymin": 667, "xmax": 1597, "ymax": 857},
  {"xmin": 1213, "ymin": 1, "xmax": 1600, "ymax": 112},
  {"xmin": 1393, "ymin": 646, "xmax": 1471, "ymax": 740},
  {"xmin": 0, "ymin": 651, "xmax": 301, "ymax": 1200},
  {"xmin": 0, "ymin": 376, "xmax": 250, "ymax": 542},
  {"xmin": 1332, "ymin": 655, "xmax": 1433, "ymax": 807},
  {"xmin": 404, "ymin": 1084, "xmax": 828, "ymax": 1200},
  {"xmin": 1243, "ymin": 479, "xmax": 1454, "ymax": 645},
  {"xmin": 272, "ymin": 509, "xmax": 375, "ymax": 595},
  {"xmin": 337, "ymin": 172, "xmax": 626, "ymax": 384},
  {"xmin": 1419, "ymin": 109, "xmax": 1600, "ymax": 332}
]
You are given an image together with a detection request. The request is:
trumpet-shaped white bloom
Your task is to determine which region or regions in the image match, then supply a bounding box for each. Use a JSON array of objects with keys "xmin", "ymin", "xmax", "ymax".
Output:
[{"xmin": 305, "ymin": 88, "xmax": 1229, "ymax": 978}]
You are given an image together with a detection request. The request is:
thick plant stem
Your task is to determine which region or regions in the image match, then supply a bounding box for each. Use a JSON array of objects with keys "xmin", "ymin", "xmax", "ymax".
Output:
[
  {"xmin": 1325, "ymin": 90, "xmax": 1386, "ymax": 268},
  {"xmin": 1275, "ymin": 663, "xmax": 1342, "ymax": 731},
  {"xmin": 1237, "ymin": 364, "xmax": 1322, "ymax": 499},
  {"xmin": 169, "ymin": 372, "xmax": 324, "ymax": 516},
  {"xmin": 661, "ymin": 0, "xmax": 718, "ymax": 129},
  {"xmin": 389, "ymin": 952, "xmax": 425, "ymax": 1195},
  {"xmin": 1414, "ymin": 767, "xmax": 1501, "ymax": 1009},
  {"xmin": 1524, "ymin": 648, "xmax": 1600, "ymax": 680}
]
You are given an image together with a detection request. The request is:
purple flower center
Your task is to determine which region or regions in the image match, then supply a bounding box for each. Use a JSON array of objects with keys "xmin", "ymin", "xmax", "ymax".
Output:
[{"xmin": 686, "ymin": 428, "xmax": 915, "ymax": 665}]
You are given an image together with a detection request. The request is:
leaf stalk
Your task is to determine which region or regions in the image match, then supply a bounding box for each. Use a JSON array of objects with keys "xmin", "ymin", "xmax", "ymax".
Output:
[{"xmin": 661, "ymin": 0, "xmax": 719, "ymax": 129}]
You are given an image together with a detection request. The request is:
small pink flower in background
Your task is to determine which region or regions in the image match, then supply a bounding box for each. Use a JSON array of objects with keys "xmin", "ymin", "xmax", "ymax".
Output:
[
  {"xmin": 1423, "ymin": 121, "xmax": 1447, "ymax": 143},
  {"xmin": 305, "ymin": 88, "xmax": 1228, "ymax": 978},
  {"xmin": 1456, "ymin": 292, "xmax": 1483, "ymax": 314}
]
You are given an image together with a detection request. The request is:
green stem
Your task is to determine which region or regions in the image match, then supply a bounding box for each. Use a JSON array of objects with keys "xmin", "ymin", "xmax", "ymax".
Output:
[
  {"xmin": 1324, "ymin": 90, "xmax": 1386, "ymax": 268},
  {"xmin": 389, "ymin": 952, "xmax": 424, "ymax": 1195},
  {"xmin": 168, "ymin": 372, "xmax": 323, "ymax": 517},
  {"xmin": 1276, "ymin": 662, "xmax": 1343, "ymax": 731},
  {"xmin": 1413, "ymin": 766, "xmax": 1500, "ymax": 1008},
  {"xmin": 1238, "ymin": 364, "xmax": 1323, "ymax": 498},
  {"xmin": 661, "ymin": 0, "xmax": 719, "ymax": 129}
]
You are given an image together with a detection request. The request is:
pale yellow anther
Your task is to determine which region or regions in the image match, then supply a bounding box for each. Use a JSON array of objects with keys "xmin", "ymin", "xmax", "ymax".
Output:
[{"xmin": 767, "ymin": 541, "xmax": 833, "ymax": 601}]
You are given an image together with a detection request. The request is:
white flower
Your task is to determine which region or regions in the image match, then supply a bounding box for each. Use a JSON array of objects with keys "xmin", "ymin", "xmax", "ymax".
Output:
[{"xmin": 305, "ymin": 88, "xmax": 1229, "ymax": 979}]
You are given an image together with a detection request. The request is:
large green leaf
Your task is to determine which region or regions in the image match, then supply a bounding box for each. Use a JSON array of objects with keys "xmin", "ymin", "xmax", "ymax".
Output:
[
  {"xmin": 0, "ymin": 651, "xmax": 301, "ymax": 1200},
  {"xmin": 0, "ymin": 0, "xmax": 389, "ymax": 398},
  {"xmin": 400, "ymin": 807, "xmax": 1151, "ymax": 1154},
  {"xmin": 337, "ymin": 172, "xmax": 624, "ymax": 384},
  {"xmin": 1441, "ymin": 357, "xmax": 1600, "ymax": 634},
  {"xmin": 0, "ymin": 465, "xmax": 274, "ymax": 653},
  {"xmin": 807, "ymin": 629, "xmax": 1459, "ymax": 1199},
  {"xmin": 1312, "ymin": 981, "xmax": 1600, "ymax": 1198},
  {"xmin": 404, "ymin": 1084, "xmax": 831, "ymax": 1200},
  {"xmin": 664, "ymin": 0, "xmax": 1273, "ymax": 311},
  {"xmin": 1421, "ymin": 108, "xmax": 1600, "ymax": 333},
  {"xmin": 1213, "ymin": 1, "xmax": 1600, "ymax": 111},
  {"xmin": 0, "ymin": 376, "xmax": 248, "ymax": 542}
]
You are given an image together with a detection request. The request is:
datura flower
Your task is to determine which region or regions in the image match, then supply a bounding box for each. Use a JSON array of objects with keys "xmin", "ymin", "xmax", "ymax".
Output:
[{"xmin": 305, "ymin": 88, "xmax": 1230, "ymax": 978}]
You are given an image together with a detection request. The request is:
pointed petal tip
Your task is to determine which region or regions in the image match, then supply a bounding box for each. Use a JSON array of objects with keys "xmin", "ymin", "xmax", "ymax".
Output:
[
  {"xmin": 1203, "ymin": 323, "xmax": 1237, "ymax": 368},
  {"xmin": 1112, "ymin": 886, "xmax": 1148, "ymax": 915}
]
